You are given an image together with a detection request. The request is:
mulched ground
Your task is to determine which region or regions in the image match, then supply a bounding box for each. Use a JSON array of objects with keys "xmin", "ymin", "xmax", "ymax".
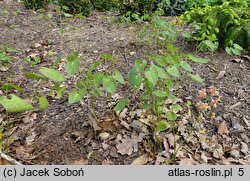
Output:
[{"xmin": 0, "ymin": 1, "xmax": 249, "ymax": 165}]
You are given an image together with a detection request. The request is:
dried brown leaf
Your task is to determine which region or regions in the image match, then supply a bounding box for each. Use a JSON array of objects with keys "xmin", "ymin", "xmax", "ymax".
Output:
[
  {"xmin": 201, "ymin": 151, "xmax": 208, "ymax": 163},
  {"xmin": 217, "ymin": 121, "xmax": 229, "ymax": 135},
  {"xmin": 131, "ymin": 154, "xmax": 152, "ymax": 165},
  {"xmin": 116, "ymin": 132, "xmax": 145, "ymax": 155},
  {"xmin": 71, "ymin": 158, "xmax": 88, "ymax": 165},
  {"xmin": 178, "ymin": 158, "xmax": 198, "ymax": 165},
  {"xmin": 216, "ymin": 70, "xmax": 226, "ymax": 80}
]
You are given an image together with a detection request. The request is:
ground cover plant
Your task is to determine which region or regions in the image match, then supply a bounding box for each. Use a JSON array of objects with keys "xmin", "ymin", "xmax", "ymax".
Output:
[{"xmin": 0, "ymin": 0, "xmax": 249, "ymax": 165}]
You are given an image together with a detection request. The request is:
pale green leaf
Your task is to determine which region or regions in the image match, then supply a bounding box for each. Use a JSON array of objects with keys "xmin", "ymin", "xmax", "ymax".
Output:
[
  {"xmin": 1, "ymin": 82, "xmax": 23, "ymax": 92},
  {"xmin": 166, "ymin": 112, "xmax": 177, "ymax": 121},
  {"xmin": 179, "ymin": 61, "xmax": 193, "ymax": 72},
  {"xmin": 39, "ymin": 67, "xmax": 65, "ymax": 82},
  {"xmin": 166, "ymin": 66, "xmax": 180, "ymax": 78},
  {"xmin": 68, "ymin": 89, "xmax": 85, "ymax": 104},
  {"xmin": 25, "ymin": 72, "xmax": 46, "ymax": 80},
  {"xmin": 114, "ymin": 98, "xmax": 128, "ymax": 112},
  {"xmin": 39, "ymin": 94, "xmax": 49, "ymax": 111},
  {"xmin": 153, "ymin": 90, "xmax": 168, "ymax": 98},
  {"xmin": 112, "ymin": 70, "xmax": 125, "ymax": 84},
  {"xmin": 145, "ymin": 65, "xmax": 158, "ymax": 86},
  {"xmin": 128, "ymin": 68, "xmax": 142, "ymax": 88},
  {"xmin": 66, "ymin": 59, "xmax": 80, "ymax": 77},
  {"xmin": 0, "ymin": 94, "xmax": 33, "ymax": 112},
  {"xmin": 189, "ymin": 74, "xmax": 204, "ymax": 83},
  {"xmin": 102, "ymin": 76, "xmax": 116, "ymax": 94},
  {"xmin": 188, "ymin": 55, "xmax": 208, "ymax": 64},
  {"xmin": 156, "ymin": 120, "xmax": 169, "ymax": 132}
]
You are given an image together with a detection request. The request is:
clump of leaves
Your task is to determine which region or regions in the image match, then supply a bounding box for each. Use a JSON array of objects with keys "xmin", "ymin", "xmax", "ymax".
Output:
[
  {"xmin": 0, "ymin": 45, "xmax": 18, "ymax": 71},
  {"xmin": 91, "ymin": 0, "xmax": 120, "ymax": 11},
  {"xmin": 119, "ymin": 0, "xmax": 156, "ymax": 19},
  {"xmin": 139, "ymin": 11, "xmax": 180, "ymax": 53},
  {"xmin": 157, "ymin": 0, "xmax": 189, "ymax": 16},
  {"xmin": 22, "ymin": 0, "xmax": 49, "ymax": 10},
  {"xmin": 58, "ymin": 0, "xmax": 92, "ymax": 16},
  {"xmin": 183, "ymin": 0, "xmax": 250, "ymax": 55}
]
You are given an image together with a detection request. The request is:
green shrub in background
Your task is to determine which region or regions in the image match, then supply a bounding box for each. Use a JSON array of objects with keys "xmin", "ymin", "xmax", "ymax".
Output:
[
  {"xmin": 119, "ymin": 0, "xmax": 156, "ymax": 16},
  {"xmin": 156, "ymin": 0, "xmax": 188, "ymax": 16},
  {"xmin": 58, "ymin": 0, "xmax": 91, "ymax": 16},
  {"xmin": 22, "ymin": 0, "xmax": 49, "ymax": 10},
  {"xmin": 91, "ymin": 0, "xmax": 120, "ymax": 11},
  {"xmin": 183, "ymin": 0, "xmax": 250, "ymax": 54},
  {"xmin": 183, "ymin": 0, "xmax": 225, "ymax": 10}
]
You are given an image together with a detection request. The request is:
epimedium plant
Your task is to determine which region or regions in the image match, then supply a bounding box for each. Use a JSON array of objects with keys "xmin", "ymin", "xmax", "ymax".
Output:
[
  {"xmin": 139, "ymin": 9, "xmax": 181, "ymax": 53},
  {"xmin": 0, "ymin": 45, "xmax": 18, "ymax": 71},
  {"xmin": 122, "ymin": 44, "xmax": 208, "ymax": 133}
]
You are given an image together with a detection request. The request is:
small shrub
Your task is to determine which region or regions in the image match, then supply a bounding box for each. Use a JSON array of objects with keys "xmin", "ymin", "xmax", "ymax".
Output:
[
  {"xmin": 157, "ymin": 0, "xmax": 188, "ymax": 16},
  {"xmin": 58, "ymin": 0, "xmax": 91, "ymax": 16},
  {"xmin": 22, "ymin": 0, "xmax": 49, "ymax": 10},
  {"xmin": 119, "ymin": 0, "xmax": 156, "ymax": 16},
  {"xmin": 92, "ymin": 0, "xmax": 120, "ymax": 11},
  {"xmin": 183, "ymin": 0, "xmax": 250, "ymax": 54}
]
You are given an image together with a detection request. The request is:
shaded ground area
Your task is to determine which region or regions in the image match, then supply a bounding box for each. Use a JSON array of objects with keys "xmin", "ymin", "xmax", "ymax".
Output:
[{"xmin": 0, "ymin": 1, "xmax": 249, "ymax": 165}]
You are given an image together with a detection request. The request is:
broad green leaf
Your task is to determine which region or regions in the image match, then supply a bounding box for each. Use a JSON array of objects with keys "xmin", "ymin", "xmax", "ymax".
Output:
[
  {"xmin": 64, "ymin": 13, "xmax": 73, "ymax": 18},
  {"xmin": 62, "ymin": 5, "xmax": 69, "ymax": 10},
  {"xmin": 166, "ymin": 111, "xmax": 177, "ymax": 121},
  {"xmin": 231, "ymin": 48, "xmax": 241, "ymax": 56},
  {"xmin": 135, "ymin": 59, "xmax": 147, "ymax": 73},
  {"xmin": 1, "ymin": 82, "xmax": 23, "ymax": 92},
  {"xmin": 170, "ymin": 104, "xmax": 182, "ymax": 113},
  {"xmin": 156, "ymin": 120, "xmax": 169, "ymax": 132},
  {"xmin": 154, "ymin": 56, "xmax": 168, "ymax": 66},
  {"xmin": 128, "ymin": 68, "xmax": 142, "ymax": 88},
  {"xmin": 114, "ymin": 98, "xmax": 128, "ymax": 112},
  {"xmin": 100, "ymin": 53, "xmax": 113, "ymax": 61},
  {"xmin": 204, "ymin": 40, "xmax": 218, "ymax": 51},
  {"xmin": 93, "ymin": 73, "xmax": 103, "ymax": 88},
  {"xmin": 167, "ymin": 44, "xmax": 179, "ymax": 54},
  {"xmin": 76, "ymin": 79, "xmax": 86, "ymax": 89},
  {"xmin": 39, "ymin": 94, "xmax": 49, "ymax": 111},
  {"xmin": 152, "ymin": 64, "xmax": 168, "ymax": 79},
  {"xmin": 112, "ymin": 70, "xmax": 125, "ymax": 84},
  {"xmin": 39, "ymin": 67, "xmax": 65, "ymax": 82},
  {"xmin": 153, "ymin": 90, "xmax": 168, "ymax": 98},
  {"xmin": 6, "ymin": 47, "xmax": 18, "ymax": 53},
  {"xmin": 25, "ymin": 72, "xmax": 46, "ymax": 80},
  {"xmin": 188, "ymin": 55, "xmax": 208, "ymax": 64},
  {"xmin": 102, "ymin": 76, "xmax": 116, "ymax": 94},
  {"xmin": 68, "ymin": 89, "xmax": 85, "ymax": 104},
  {"xmin": 66, "ymin": 59, "xmax": 80, "ymax": 76},
  {"xmin": 189, "ymin": 74, "xmax": 204, "ymax": 83},
  {"xmin": 225, "ymin": 47, "xmax": 232, "ymax": 55},
  {"xmin": 179, "ymin": 61, "xmax": 193, "ymax": 72},
  {"xmin": 67, "ymin": 52, "xmax": 79, "ymax": 62},
  {"xmin": 181, "ymin": 31, "xmax": 192, "ymax": 39},
  {"xmin": 0, "ymin": 94, "xmax": 33, "ymax": 112},
  {"xmin": 51, "ymin": 54, "xmax": 62, "ymax": 68},
  {"xmin": 166, "ymin": 66, "xmax": 180, "ymax": 78},
  {"xmin": 233, "ymin": 44, "xmax": 243, "ymax": 51},
  {"xmin": 145, "ymin": 65, "xmax": 158, "ymax": 86}
]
